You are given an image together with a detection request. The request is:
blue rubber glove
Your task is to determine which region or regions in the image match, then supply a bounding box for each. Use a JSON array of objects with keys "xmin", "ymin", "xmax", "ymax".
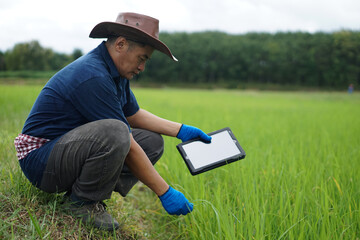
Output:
[
  {"xmin": 159, "ymin": 186, "xmax": 194, "ymax": 215},
  {"xmin": 177, "ymin": 124, "xmax": 212, "ymax": 143}
]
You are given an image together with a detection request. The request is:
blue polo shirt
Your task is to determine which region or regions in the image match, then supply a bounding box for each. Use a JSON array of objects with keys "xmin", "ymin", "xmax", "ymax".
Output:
[{"xmin": 20, "ymin": 41, "xmax": 139, "ymax": 187}]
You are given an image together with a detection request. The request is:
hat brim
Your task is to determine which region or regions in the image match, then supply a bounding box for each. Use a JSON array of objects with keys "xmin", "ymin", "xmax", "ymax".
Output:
[{"xmin": 89, "ymin": 22, "xmax": 177, "ymax": 62}]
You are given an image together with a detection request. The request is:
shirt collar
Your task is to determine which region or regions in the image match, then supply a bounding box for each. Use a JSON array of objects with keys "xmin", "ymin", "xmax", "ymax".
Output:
[{"xmin": 98, "ymin": 41, "xmax": 121, "ymax": 79}]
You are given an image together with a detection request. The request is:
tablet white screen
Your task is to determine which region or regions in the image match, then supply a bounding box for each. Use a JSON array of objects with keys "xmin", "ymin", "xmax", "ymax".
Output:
[{"xmin": 181, "ymin": 130, "xmax": 241, "ymax": 169}]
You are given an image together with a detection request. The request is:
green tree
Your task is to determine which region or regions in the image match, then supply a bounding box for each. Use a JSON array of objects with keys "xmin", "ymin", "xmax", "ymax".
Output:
[
  {"xmin": 332, "ymin": 31, "xmax": 360, "ymax": 88},
  {"xmin": 4, "ymin": 40, "xmax": 73, "ymax": 71},
  {"xmin": 72, "ymin": 48, "xmax": 83, "ymax": 61},
  {"xmin": 2, "ymin": 32, "xmax": 360, "ymax": 90},
  {"xmin": 4, "ymin": 40, "xmax": 47, "ymax": 70},
  {"xmin": 0, "ymin": 51, "xmax": 6, "ymax": 71}
]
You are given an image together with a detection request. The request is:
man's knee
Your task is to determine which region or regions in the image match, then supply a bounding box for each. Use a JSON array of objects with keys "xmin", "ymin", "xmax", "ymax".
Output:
[
  {"xmin": 74, "ymin": 119, "xmax": 131, "ymax": 160},
  {"xmin": 147, "ymin": 131, "xmax": 164, "ymax": 155},
  {"xmin": 133, "ymin": 129, "xmax": 164, "ymax": 163},
  {"xmin": 143, "ymin": 131, "xmax": 164, "ymax": 164},
  {"xmin": 150, "ymin": 132, "xmax": 164, "ymax": 163},
  {"xmin": 87, "ymin": 119, "xmax": 131, "ymax": 151},
  {"xmin": 96, "ymin": 119, "xmax": 129, "ymax": 139}
]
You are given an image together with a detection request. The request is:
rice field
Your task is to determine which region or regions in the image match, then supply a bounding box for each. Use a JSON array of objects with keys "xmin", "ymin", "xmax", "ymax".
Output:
[{"xmin": 0, "ymin": 84, "xmax": 359, "ymax": 239}]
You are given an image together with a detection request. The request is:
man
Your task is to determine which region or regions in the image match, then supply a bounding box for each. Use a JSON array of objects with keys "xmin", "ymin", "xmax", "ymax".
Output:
[{"xmin": 14, "ymin": 12, "xmax": 211, "ymax": 231}]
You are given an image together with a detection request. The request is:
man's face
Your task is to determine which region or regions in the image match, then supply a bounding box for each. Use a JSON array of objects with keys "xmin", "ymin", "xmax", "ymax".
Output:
[{"xmin": 114, "ymin": 41, "xmax": 154, "ymax": 80}]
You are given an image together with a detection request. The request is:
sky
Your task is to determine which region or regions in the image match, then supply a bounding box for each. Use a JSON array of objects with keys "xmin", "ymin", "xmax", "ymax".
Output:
[{"xmin": 0, "ymin": 0, "xmax": 359, "ymax": 54}]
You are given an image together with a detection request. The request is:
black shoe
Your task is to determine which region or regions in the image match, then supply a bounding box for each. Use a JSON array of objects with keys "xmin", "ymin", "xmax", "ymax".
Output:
[{"xmin": 63, "ymin": 200, "xmax": 119, "ymax": 231}]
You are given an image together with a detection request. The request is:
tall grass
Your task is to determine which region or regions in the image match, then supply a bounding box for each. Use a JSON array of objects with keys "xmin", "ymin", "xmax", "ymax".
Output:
[
  {"xmin": 1, "ymin": 84, "xmax": 359, "ymax": 239},
  {"xmin": 135, "ymin": 89, "xmax": 360, "ymax": 239}
]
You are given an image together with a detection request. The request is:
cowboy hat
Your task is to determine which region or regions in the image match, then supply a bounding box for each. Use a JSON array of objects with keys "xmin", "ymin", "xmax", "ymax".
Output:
[{"xmin": 89, "ymin": 12, "xmax": 177, "ymax": 61}]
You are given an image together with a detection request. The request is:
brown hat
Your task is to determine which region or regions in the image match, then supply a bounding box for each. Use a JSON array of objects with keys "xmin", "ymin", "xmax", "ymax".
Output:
[{"xmin": 89, "ymin": 12, "xmax": 177, "ymax": 61}]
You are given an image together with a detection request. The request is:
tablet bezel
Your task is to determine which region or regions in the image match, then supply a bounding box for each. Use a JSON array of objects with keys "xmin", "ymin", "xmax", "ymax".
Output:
[{"xmin": 176, "ymin": 127, "xmax": 246, "ymax": 175}]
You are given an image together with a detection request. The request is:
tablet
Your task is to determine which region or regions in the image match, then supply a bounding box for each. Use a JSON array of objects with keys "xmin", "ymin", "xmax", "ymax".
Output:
[{"xmin": 176, "ymin": 127, "xmax": 246, "ymax": 175}]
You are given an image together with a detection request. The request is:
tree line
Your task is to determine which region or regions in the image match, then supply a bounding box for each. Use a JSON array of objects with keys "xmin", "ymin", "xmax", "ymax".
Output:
[
  {"xmin": 143, "ymin": 30, "xmax": 360, "ymax": 89},
  {"xmin": 0, "ymin": 40, "xmax": 82, "ymax": 72},
  {"xmin": 1, "ymin": 31, "xmax": 359, "ymax": 89}
]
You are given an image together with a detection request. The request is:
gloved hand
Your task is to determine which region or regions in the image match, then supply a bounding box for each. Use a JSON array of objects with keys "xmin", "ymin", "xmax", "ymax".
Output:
[
  {"xmin": 177, "ymin": 124, "xmax": 212, "ymax": 143},
  {"xmin": 159, "ymin": 186, "xmax": 194, "ymax": 215}
]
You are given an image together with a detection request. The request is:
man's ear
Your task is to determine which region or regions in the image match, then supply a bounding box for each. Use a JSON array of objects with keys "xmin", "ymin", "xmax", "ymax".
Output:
[{"xmin": 115, "ymin": 37, "xmax": 127, "ymax": 52}]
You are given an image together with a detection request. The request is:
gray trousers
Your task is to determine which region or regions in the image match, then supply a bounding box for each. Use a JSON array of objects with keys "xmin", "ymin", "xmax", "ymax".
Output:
[{"xmin": 39, "ymin": 119, "xmax": 164, "ymax": 201}]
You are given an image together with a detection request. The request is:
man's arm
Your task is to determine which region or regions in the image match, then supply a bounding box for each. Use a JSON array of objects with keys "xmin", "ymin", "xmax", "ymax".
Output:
[
  {"xmin": 125, "ymin": 134, "xmax": 169, "ymax": 196},
  {"xmin": 125, "ymin": 108, "xmax": 210, "ymax": 216},
  {"xmin": 127, "ymin": 109, "xmax": 181, "ymax": 137},
  {"xmin": 125, "ymin": 133, "xmax": 193, "ymax": 215},
  {"xmin": 127, "ymin": 108, "xmax": 212, "ymax": 143}
]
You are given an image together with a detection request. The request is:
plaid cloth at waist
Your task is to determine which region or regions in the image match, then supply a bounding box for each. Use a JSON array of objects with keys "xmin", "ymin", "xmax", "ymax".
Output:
[{"xmin": 14, "ymin": 134, "xmax": 50, "ymax": 160}]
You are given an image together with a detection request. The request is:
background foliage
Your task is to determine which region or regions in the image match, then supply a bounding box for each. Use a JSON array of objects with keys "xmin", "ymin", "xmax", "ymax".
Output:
[
  {"xmin": 0, "ymin": 40, "xmax": 82, "ymax": 72},
  {"xmin": 1, "ymin": 31, "xmax": 359, "ymax": 90}
]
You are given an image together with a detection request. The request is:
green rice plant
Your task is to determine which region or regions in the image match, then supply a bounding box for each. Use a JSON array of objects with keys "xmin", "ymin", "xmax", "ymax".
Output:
[
  {"xmin": 0, "ymin": 84, "xmax": 359, "ymax": 239},
  {"xmin": 135, "ymin": 89, "xmax": 360, "ymax": 239}
]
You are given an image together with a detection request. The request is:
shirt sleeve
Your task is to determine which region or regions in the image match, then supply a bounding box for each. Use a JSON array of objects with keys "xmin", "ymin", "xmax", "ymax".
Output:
[{"xmin": 69, "ymin": 76, "xmax": 130, "ymax": 128}]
